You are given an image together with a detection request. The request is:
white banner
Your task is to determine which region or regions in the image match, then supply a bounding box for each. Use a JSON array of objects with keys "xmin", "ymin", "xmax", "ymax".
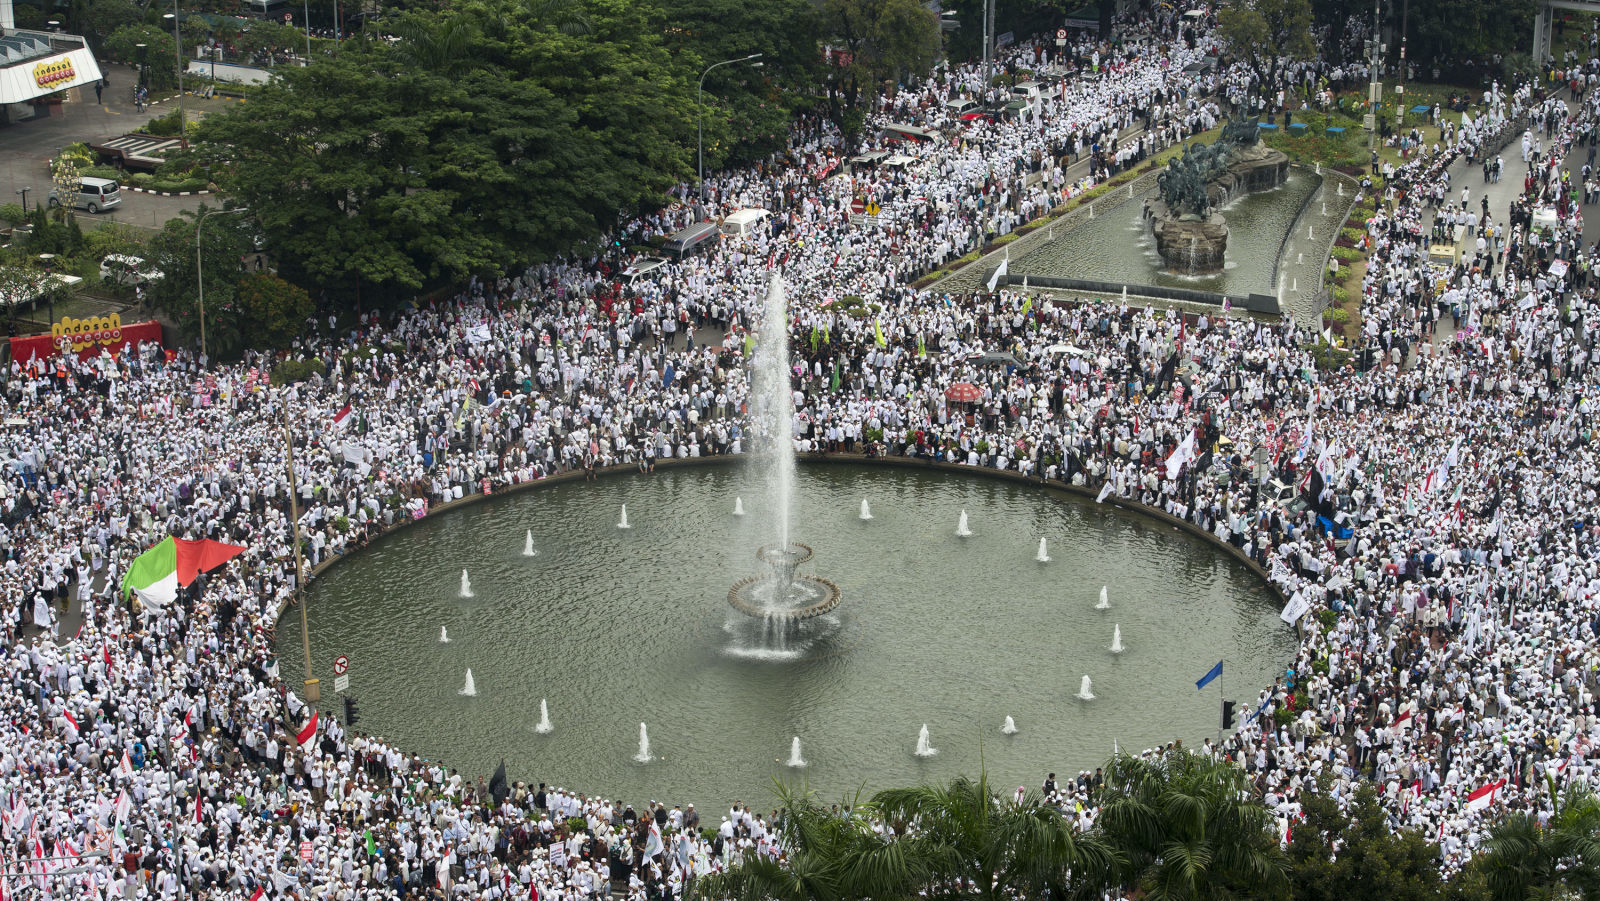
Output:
[{"xmin": 1279, "ymin": 591, "xmax": 1311, "ymax": 624}]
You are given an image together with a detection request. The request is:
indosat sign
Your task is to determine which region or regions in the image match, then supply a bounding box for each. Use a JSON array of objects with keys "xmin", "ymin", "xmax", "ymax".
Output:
[{"xmin": 33, "ymin": 57, "xmax": 76, "ymax": 89}]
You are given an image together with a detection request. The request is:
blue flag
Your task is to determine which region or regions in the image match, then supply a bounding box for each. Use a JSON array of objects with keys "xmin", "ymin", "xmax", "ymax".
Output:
[{"xmin": 1196, "ymin": 660, "xmax": 1223, "ymax": 690}]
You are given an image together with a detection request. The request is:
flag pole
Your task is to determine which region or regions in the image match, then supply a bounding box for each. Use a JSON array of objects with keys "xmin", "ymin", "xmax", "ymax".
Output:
[
  {"xmin": 284, "ymin": 403, "xmax": 319, "ymax": 703},
  {"xmin": 1217, "ymin": 660, "xmax": 1224, "ymax": 749}
]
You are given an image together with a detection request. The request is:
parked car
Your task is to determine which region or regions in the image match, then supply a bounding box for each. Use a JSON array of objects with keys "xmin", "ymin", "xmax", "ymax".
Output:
[
  {"xmin": 48, "ymin": 177, "xmax": 122, "ymax": 213},
  {"xmin": 100, "ymin": 254, "xmax": 163, "ymax": 287}
]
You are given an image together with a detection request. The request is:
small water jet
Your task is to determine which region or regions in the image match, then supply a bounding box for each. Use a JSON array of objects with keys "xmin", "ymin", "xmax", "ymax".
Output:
[
  {"xmin": 1001, "ymin": 716, "xmax": 1019, "ymax": 735},
  {"xmin": 523, "ymin": 531, "xmax": 536, "ymax": 557},
  {"xmin": 1096, "ymin": 586, "xmax": 1109, "ymax": 609},
  {"xmin": 1036, "ymin": 537, "xmax": 1050, "ymax": 562},
  {"xmin": 634, "ymin": 722, "xmax": 653, "ymax": 762},
  {"xmin": 956, "ymin": 510, "xmax": 973, "ymax": 537},
  {"xmin": 535, "ymin": 699, "xmax": 553, "ymax": 734},
  {"xmin": 734, "ymin": 497, "xmax": 746, "ymax": 516},
  {"xmin": 914, "ymin": 724, "xmax": 938, "ymax": 757},
  {"xmin": 459, "ymin": 570, "xmax": 473, "ymax": 598},
  {"xmin": 786, "ymin": 737, "xmax": 806, "ymax": 767},
  {"xmin": 859, "ymin": 499, "xmax": 873, "ymax": 521},
  {"xmin": 1076, "ymin": 675, "xmax": 1095, "ymax": 700},
  {"xmin": 459, "ymin": 669, "xmax": 477, "ymax": 696},
  {"xmin": 1110, "ymin": 624, "xmax": 1124, "ymax": 654},
  {"xmin": 617, "ymin": 505, "xmax": 631, "ymax": 529},
  {"xmin": 439, "ymin": 626, "xmax": 451, "ymax": 643}
]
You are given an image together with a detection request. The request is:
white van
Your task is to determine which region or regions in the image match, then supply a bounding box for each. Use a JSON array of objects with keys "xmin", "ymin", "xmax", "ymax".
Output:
[
  {"xmin": 100, "ymin": 254, "xmax": 163, "ymax": 287},
  {"xmin": 1011, "ymin": 81, "xmax": 1044, "ymax": 109},
  {"xmin": 48, "ymin": 177, "xmax": 122, "ymax": 214},
  {"xmin": 943, "ymin": 97, "xmax": 979, "ymax": 117},
  {"xmin": 719, "ymin": 208, "xmax": 771, "ymax": 238}
]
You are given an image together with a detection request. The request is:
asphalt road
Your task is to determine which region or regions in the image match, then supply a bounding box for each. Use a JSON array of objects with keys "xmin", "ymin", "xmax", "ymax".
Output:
[{"xmin": 0, "ymin": 63, "xmax": 239, "ymax": 231}]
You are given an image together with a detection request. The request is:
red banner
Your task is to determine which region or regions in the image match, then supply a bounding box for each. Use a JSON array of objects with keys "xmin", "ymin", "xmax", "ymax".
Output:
[{"xmin": 10, "ymin": 315, "xmax": 163, "ymax": 363}]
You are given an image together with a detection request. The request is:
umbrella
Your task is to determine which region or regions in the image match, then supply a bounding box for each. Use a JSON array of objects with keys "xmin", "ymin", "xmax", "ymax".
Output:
[{"xmin": 945, "ymin": 382, "xmax": 982, "ymax": 403}]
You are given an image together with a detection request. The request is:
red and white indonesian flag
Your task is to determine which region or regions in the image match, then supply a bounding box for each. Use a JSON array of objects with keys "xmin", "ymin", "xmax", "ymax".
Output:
[
  {"xmin": 332, "ymin": 403, "xmax": 353, "ymax": 431},
  {"xmin": 1393, "ymin": 709, "xmax": 1412, "ymax": 730},
  {"xmin": 296, "ymin": 711, "xmax": 318, "ymax": 749},
  {"xmin": 120, "ymin": 537, "xmax": 247, "ymax": 610},
  {"xmin": 1466, "ymin": 779, "xmax": 1504, "ymax": 812}
]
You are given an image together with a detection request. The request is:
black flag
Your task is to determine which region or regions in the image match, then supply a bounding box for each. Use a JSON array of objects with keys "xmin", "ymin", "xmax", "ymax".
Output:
[{"xmin": 489, "ymin": 758, "xmax": 508, "ymax": 807}]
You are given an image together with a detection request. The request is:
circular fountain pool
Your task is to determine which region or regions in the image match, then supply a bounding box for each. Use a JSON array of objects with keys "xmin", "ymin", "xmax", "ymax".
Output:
[{"xmin": 277, "ymin": 463, "xmax": 1294, "ymax": 806}]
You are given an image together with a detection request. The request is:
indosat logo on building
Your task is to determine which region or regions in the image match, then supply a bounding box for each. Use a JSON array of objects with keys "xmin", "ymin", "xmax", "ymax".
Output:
[{"xmin": 33, "ymin": 58, "xmax": 77, "ymax": 89}]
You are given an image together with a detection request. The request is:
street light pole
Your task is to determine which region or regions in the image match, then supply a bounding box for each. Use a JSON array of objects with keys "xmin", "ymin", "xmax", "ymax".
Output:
[
  {"xmin": 195, "ymin": 206, "xmax": 250, "ymax": 364},
  {"xmin": 165, "ymin": 4, "xmax": 187, "ymax": 146},
  {"xmin": 283, "ymin": 401, "xmax": 318, "ymax": 702},
  {"xmin": 303, "ymin": 0, "xmax": 312, "ymax": 64},
  {"xmin": 697, "ymin": 53, "xmax": 762, "ymax": 202},
  {"xmin": 15, "ymin": 187, "xmax": 29, "ymax": 212}
]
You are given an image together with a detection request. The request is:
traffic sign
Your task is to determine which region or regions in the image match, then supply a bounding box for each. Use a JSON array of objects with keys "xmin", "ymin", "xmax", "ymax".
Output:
[
  {"xmin": 849, "ymin": 197, "xmax": 866, "ymax": 215},
  {"xmin": 283, "ymin": 11, "xmax": 292, "ymax": 21},
  {"xmin": 300, "ymin": 841, "xmax": 313, "ymax": 861},
  {"xmin": 334, "ymin": 675, "xmax": 350, "ymax": 693},
  {"xmin": 332, "ymin": 655, "xmax": 349, "ymax": 676},
  {"xmin": 1056, "ymin": 28, "xmax": 1067, "ymax": 39},
  {"xmin": 865, "ymin": 200, "xmax": 881, "ymax": 216}
]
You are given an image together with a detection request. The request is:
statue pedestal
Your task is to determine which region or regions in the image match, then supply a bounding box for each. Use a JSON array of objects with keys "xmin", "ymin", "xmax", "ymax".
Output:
[{"xmin": 1149, "ymin": 209, "xmax": 1229, "ymax": 274}]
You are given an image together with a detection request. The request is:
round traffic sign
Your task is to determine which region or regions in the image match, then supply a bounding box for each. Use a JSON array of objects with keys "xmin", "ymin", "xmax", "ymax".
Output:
[
  {"xmin": 332, "ymin": 655, "xmax": 349, "ymax": 675},
  {"xmin": 284, "ymin": 11, "xmax": 293, "ymax": 21},
  {"xmin": 1056, "ymin": 28, "xmax": 1068, "ymax": 39},
  {"xmin": 849, "ymin": 197, "xmax": 866, "ymax": 215}
]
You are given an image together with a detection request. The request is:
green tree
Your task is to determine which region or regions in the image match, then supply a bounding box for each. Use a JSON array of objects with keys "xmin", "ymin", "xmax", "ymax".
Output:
[
  {"xmin": 1217, "ymin": 0, "xmax": 1315, "ymax": 91},
  {"xmin": 235, "ymin": 272, "xmax": 314, "ymax": 349},
  {"xmin": 1091, "ymin": 750, "xmax": 1289, "ymax": 900},
  {"xmin": 105, "ymin": 24, "xmax": 179, "ymax": 89},
  {"xmin": 141, "ymin": 206, "xmax": 253, "ymax": 356},
  {"xmin": 821, "ymin": 0, "xmax": 938, "ymax": 139},
  {"xmin": 1470, "ymin": 783, "xmax": 1600, "ymax": 901},
  {"xmin": 873, "ymin": 771, "xmax": 1116, "ymax": 901},
  {"xmin": 690, "ymin": 783, "xmax": 924, "ymax": 901},
  {"xmin": 1287, "ymin": 782, "xmax": 1445, "ymax": 901}
]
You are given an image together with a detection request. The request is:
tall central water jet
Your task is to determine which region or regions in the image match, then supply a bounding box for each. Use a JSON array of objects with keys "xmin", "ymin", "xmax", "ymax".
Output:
[
  {"xmin": 535, "ymin": 699, "xmax": 553, "ymax": 733},
  {"xmin": 728, "ymin": 277, "xmax": 841, "ymax": 639}
]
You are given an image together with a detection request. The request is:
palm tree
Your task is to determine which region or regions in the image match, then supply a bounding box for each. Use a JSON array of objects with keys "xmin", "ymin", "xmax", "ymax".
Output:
[
  {"xmin": 1089, "ymin": 749, "xmax": 1288, "ymax": 901},
  {"xmin": 388, "ymin": 17, "xmax": 480, "ymax": 76},
  {"xmin": 872, "ymin": 770, "xmax": 1116, "ymax": 901},
  {"xmin": 689, "ymin": 782, "xmax": 922, "ymax": 901},
  {"xmin": 1472, "ymin": 780, "xmax": 1600, "ymax": 901}
]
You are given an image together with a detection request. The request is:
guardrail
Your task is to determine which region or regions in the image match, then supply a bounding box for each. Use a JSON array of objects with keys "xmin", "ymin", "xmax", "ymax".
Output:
[{"xmin": 995, "ymin": 271, "xmax": 1280, "ymax": 315}]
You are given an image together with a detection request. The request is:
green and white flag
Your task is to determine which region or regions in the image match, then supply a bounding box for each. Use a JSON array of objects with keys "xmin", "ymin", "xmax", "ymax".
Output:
[{"xmin": 121, "ymin": 537, "xmax": 247, "ymax": 609}]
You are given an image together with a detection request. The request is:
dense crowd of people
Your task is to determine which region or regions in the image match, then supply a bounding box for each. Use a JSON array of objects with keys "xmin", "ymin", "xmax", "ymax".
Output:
[{"xmin": 4, "ymin": 4, "xmax": 1600, "ymax": 899}]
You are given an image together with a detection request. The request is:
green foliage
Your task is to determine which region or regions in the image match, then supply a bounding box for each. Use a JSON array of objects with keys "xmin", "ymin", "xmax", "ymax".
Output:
[
  {"xmin": 235, "ymin": 272, "xmax": 314, "ymax": 350},
  {"xmin": 141, "ymin": 108, "xmax": 191, "ymax": 137},
  {"xmin": 1218, "ymin": 0, "xmax": 1314, "ymax": 79},
  {"xmin": 1332, "ymin": 285, "xmax": 1350, "ymax": 305},
  {"xmin": 141, "ymin": 206, "xmax": 254, "ymax": 355},
  {"xmin": 0, "ymin": 204, "xmax": 24, "ymax": 226},
  {"xmin": 1309, "ymin": 338, "xmax": 1351, "ymax": 371},
  {"xmin": 1322, "ymin": 307, "xmax": 1349, "ymax": 323},
  {"xmin": 1468, "ymin": 783, "xmax": 1600, "ymax": 900},
  {"xmin": 1094, "ymin": 750, "xmax": 1289, "ymax": 900},
  {"xmin": 270, "ymin": 358, "xmax": 327, "ymax": 385},
  {"xmin": 820, "ymin": 0, "xmax": 939, "ymax": 128},
  {"xmin": 201, "ymin": 0, "xmax": 699, "ymax": 303},
  {"xmin": 1331, "ymin": 245, "xmax": 1363, "ymax": 263},
  {"xmin": 105, "ymin": 24, "xmax": 180, "ymax": 91},
  {"xmin": 1288, "ymin": 782, "xmax": 1445, "ymax": 901}
]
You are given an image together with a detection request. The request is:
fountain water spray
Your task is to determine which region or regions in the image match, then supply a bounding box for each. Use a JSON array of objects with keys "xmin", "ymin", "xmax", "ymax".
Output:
[
  {"xmin": 1001, "ymin": 716, "xmax": 1019, "ymax": 734},
  {"xmin": 1110, "ymin": 624, "xmax": 1124, "ymax": 653},
  {"xmin": 914, "ymin": 724, "xmax": 938, "ymax": 757},
  {"xmin": 752, "ymin": 276, "xmax": 796, "ymax": 552},
  {"xmin": 859, "ymin": 499, "xmax": 873, "ymax": 521},
  {"xmin": 1076, "ymin": 675, "xmax": 1095, "ymax": 700},
  {"xmin": 459, "ymin": 669, "xmax": 477, "ymax": 696},
  {"xmin": 439, "ymin": 626, "xmax": 450, "ymax": 643},
  {"xmin": 523, "ymin": 530, "xmax": 536, "ymax": 557},
  {"xmin": 617, "ymin": 505, "xmax": 631, "ymax": 529},
  {"xmin": 734, "ymin": 497, "xmax": 745, "ymax": 516},
  {"xmin": 1036, "ymin": 537, "xmax": 1050, "ymax": 562},
  {"xmin": 634, "ymin": 723, "xmax": 653, "ymax": 762},
  {"xmin": 535, "ymin": 699, "xmax": 553, "ymax": 734},
  {"xmin": 1308, "ymin": 225, "xmax": 1314, "ymax": 240},
  {"xmin": 956, "ymin": 510, "xmax": 973, "ymax": 537},
  {"xmin": 1096, "ymin": 586, "xmax": 1109, "ymax": 609},
  {"xmin": 459, "ymin": 570, "xmax": 473, "ymax": 598},
  {"xmin": 786, "ymin": 737, "xmax": 806, "ymax": 767}
]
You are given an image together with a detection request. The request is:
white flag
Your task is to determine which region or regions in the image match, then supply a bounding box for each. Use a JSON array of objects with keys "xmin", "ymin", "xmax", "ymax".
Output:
[{"xmin": 986, "ymin": 257, "xmax": 1009, "ymax": 293}]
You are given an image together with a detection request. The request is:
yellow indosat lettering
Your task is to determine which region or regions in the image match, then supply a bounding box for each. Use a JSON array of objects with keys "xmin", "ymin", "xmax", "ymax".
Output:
[
  {"xmin": 33, "ymin": 58, "xmax": 76, "ymax": 89},
  {"xmin": 51, "ymin": 313, "xmax": 124, "ymax": 352}
]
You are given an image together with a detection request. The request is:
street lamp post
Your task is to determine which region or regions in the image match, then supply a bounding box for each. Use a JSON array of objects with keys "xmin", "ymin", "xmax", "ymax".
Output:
[
  {"xmin": 164, "ymin": 5, "xmax": 188, "ymax": 147},
  {"xmin": 15, "ymin": 187, "xmax": 29, "ymax": 212},
  {"xmin": 136, "ymin": 43, "xmax": 148, "ymax": 89},
  {"xmin": 195, "ymin": 206, "xmax": 250, "ymax": 363},
  {"xmin": 697, "ymin": 53, "xmax": 762, "ymax": 202}
]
